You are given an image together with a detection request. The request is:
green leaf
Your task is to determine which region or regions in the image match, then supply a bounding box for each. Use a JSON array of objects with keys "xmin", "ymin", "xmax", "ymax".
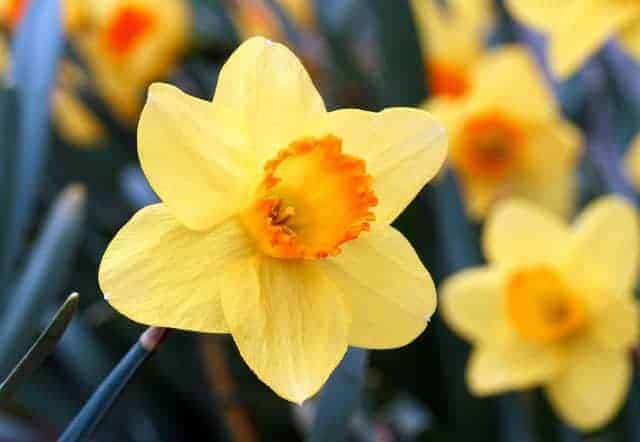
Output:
[
  {"xmin": 368, "ymin": 0, "xmax": 425, "ymax": 107},
  {"xmin": 0, "ymin": 184, "xmax": 87, "ymax": 375},
  {"xmin": 1, "ymin": 0, "xmax": 64, "ymax": 284},
  {"xmin": 0, "ymin": 293, "xmax": 79, "ymax": 402},
  {"xmin": 308, "ymin": 348, "xmax": 367, "ymax": 442}
]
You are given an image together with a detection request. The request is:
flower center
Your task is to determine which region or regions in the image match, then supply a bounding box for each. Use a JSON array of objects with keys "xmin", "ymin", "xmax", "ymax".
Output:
[
  {"xmin": 452, "ymin": 109, "xmax": 528, "ymax": 182},
  {"xmin": 506, "ymin": 267, "xmax": 587, "ymax": 343},
  {"xmin": 5, "ymin": 0, "xmax": 26, "ymax": 30},
  {"xmin": 103, "ymin": 6, "xmax": 155, "ymax": 59},
  {"xmin": 427, "ymin": 60, "xmax": 469, "ymax": 98},
  {"xmin": 242, "ymin": 135, "xmax": 377, "ymax": 260}
]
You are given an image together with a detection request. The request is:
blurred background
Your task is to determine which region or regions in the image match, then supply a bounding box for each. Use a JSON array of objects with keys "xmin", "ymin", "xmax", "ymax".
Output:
[{"xmin": 0, "ymin": 0, "xmax": 639, "ymax": 440}]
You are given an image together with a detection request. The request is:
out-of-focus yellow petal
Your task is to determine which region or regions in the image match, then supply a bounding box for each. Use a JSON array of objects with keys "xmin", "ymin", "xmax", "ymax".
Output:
[
  {"xmin": 514, "ymin": 172, "xmax": 577, "ymax": 220},
  {"xmin": 546, "ymin": 339, "xmax": 632, "ymax": 431},
  {"xmin": 524, "ymin": 120, "xmax": 583, "ymax": 179},
  {"xmin": 138, "ymin": 83, "xmax": 251, "ymax": 231},
  {"xmin": 319, "ymin": 226, "xmax": 436, "ymax": 349},
  {"xmin": 620, "ymin": 19, "xmax": 640, "ymax": 60},
  {"xmin": 483, "ymin": 199, "xmax": 570, "ymax": 269},
  {"xmin": 99, "ymin": 204, "xmax": 254, "ymax": 333},
  {"xmin": 588, "ymin": 297, "xmax": 639, "ymax": 351},
  {"xmin": 470, "ymin": 46, "xmax": 557, "ymax": 123},
  {"xmin": 625, "ymin": 133, "xmax": 640, "ymax": 191},
  {"xmin": 221, "ymin": 256, "xmax": 349, "ymax": 403},
  {"xmin": 505, "ymin": 0, "xmax": 566, "ymax": 30},
  {"xmin": 561, "ymin": 196, "xmax": 639, "ymax": 298},
  {"xmin": 213, "ymin": 37, "xmax": 326, "ymax": 165},
  {"xmin": 410, "ymin": 0, "xmax": 491, "ymax": 68},
  {"xmin": 468, "ymin": 340, "xmax": 563, "ymax": 395},
  {"xmin": 326, "ymin": 108, "xmax": 447, "ymax": 224},
  {"xmin": 52, "ymin": 88, "xmax": 105, "ymax": 147},
  {"xmin": 440, "ymin": 267, "xmax": 507, "ymax": 343},
  {"xmin": 548, "ymin": 0, "xmax": 639, "ymax": 78}
]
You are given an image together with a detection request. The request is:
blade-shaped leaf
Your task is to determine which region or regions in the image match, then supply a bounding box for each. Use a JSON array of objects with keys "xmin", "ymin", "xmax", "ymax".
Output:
[
  {"xmin": 0, "ymin": 0, "xmax": 63, "ymax": 285},
  {"xmin": 0, "ymin": 293, "xmax": 78, "ymax": 402}
]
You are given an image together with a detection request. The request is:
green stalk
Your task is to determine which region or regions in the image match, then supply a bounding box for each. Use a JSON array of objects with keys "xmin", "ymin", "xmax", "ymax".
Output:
[{"xmin": 59, "ymin": 327, "xmax": 168, "ymax": 442}]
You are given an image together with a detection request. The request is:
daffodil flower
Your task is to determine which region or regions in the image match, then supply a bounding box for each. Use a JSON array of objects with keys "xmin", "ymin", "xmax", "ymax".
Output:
[
  {"xmin": 507, "ymin": 0, "xmax": 640, "ymax": 78},
  {"xmin": 410, "ymin": 0, "xmax": 493, "ymax": 99},
  {"xmin": 75, "ymin": 0, "xmax": 190, "ymax": 123},
  {"xmin": 430, "ymin": 46, "xmax": 582, "ymax": 220},
  {"xmin": 99, "ymin": 37, "xmax": 447, "ymax": 403},
  {"xmin": 441, "ymin": 197, "xmax": 639, "ymax": 431}
]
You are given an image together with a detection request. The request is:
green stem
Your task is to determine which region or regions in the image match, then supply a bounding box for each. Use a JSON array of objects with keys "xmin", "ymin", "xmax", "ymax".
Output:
[{"xmin": 59, "ymin": 327, "xmax": 168, "ymax": 442}]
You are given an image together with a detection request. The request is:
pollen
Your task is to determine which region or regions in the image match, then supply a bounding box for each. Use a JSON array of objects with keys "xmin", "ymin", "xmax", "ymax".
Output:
[
  {"xmin": 103, "ymin": 5, "xmax": 156, "ymax": 59},
  {"xmin": 452, "ymin": 109, "xmax": 528, "ymax": 182},
  {"xmin": 427, "ymin": 60, "xmax": 469, "ymax": 99},
  {"xmin": 506, "ymin": 266, "xmax": 587, "ymax": 343},
  {"xmin": 242, "ymin": 135, "xmax": 378, "ymax": 260}
]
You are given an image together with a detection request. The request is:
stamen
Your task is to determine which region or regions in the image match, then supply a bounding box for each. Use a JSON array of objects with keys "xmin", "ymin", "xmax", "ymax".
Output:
[{"xmin": 242, "ymin": 135, "xmax": 377, "ymax": 260}]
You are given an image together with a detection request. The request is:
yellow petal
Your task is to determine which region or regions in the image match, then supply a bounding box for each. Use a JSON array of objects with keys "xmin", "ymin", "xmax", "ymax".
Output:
[
  {"xmin": 213, "ymin": 37, "xmax": 326, "ymax": 164},
  {"xmin": 99, "ymin": 204, "xmax": 254, "ymax": 333},
  {"xmin": 440, "ymin": 267, "xmax": 507, "ymax": 343},
  {"xmin": 620, "ymin": 18, "xmax": 640, "ymax": 60},
  {"xmin": 546, "ymin": 339, "xmax": 632, "ymax": 431},
  {"xmin": 326, "ymin": 108, "xmax": 447, "ymax": 224},
  {"xmin": 468, "ymin": 340, "xmax": 563, "ymax": 395},
  {"xmin": 589, "ymin": 297, "xmax": 639, "ymax": 351},
  {"xmin": 138, "ymin": 83, "xmax": 251, "ymax": 231},
  {"xmin": 483, "ymin": 199, "xmax": 570, "ymax": 269},
  {"xmin": 562, "ymin": 196, "xmax": 639, "ymax": 298},
  {"xmin": 625, "ymin": 132, "xmax": 640, "ymax": 191},
  {"xmin": 505, "ymin": 0, "xmax": 563, "ymax": 30},
  {"xmin": 548, "ymin": 0, "xmax": 639, "ymax": 78},
  {"xmin": 470, "ymin": 45, "xmax": 558, "ymax": 123},
  {"xmin": 220, "ymin": 256, "xmax": 349, "ymax": 403},
  {"xmin": 514, "ymin": 172, "xmax": 577, "ymax": 220},
  {"xmin": 319, "ymin": 226, "xmax": 436, "ymax": 349}
]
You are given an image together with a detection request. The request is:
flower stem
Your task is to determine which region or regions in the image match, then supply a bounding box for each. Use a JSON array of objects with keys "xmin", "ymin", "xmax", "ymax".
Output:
[{"xmin": 59, "ymin": 327, "xmax": 168, "ymax": 442}]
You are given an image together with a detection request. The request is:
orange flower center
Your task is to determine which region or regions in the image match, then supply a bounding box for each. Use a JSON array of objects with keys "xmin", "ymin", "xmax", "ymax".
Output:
[
  {"xmin": 427, "ymin": 60, "xmax": 469, "ymax": 98},
  {"xmin": 5, "ymin": 0, "xmax": 26, "ymax": 30},
  {"xmin": 506, "ymin": 267, "xmax": 587, "ymax": 343},
  {"xmin": 103, "ymin": 6, "xmax": 155, "ymax": 59},
  {"xmin": 242, "ymin": 135, "xmax": 378, "ymax": 260},
  {"xmin": 452, "ymin": 110, "xmax": 528, "ymax": 182}
]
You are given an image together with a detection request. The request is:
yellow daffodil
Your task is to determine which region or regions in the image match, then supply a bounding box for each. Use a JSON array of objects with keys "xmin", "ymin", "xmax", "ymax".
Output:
[
  {"xmin": 277, "ymin": 0, "xmax": 314, "ymax": 30},
  {"xmin": 507, "ymin": 0, "xmax": 640, "ymax": 78},
  {"xmin": 230, "ymin": 0, "xmax": 314, "ymax": 42},
  {"xmin": 430, "ymin": 45, "xmax": 582, "ymax": 220},
  {"xmin": 0, "ymin": 0, "xmax": 87, "ymax": 33},
  {"xmin": 98, "ymin": 37, "xmax": 447, "ymax": 403},
  {"xmin": 441, "ymin": 196, "xmax": 639, "ymax": 431},
  {"xmin": 625, "ymin": 133, "xmax": 640, "ymax": 191},
  {"xmin": 410, "ymin": 0, "xmax": 493, "ymax": 99},
  {"xmin": 52, "ymin": 88, "xmax": 105, "ymax": 147},
  {"xmin": 75, "ymin": 0, "xmax": 190, "ymax": 123}
]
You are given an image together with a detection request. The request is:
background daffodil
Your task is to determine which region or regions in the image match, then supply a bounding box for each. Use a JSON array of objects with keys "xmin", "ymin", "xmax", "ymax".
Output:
[
  {"xmin": 507, "ymin": 0, "xmax": 640, "ymax": 78},
  {"xmin": 99, "ymin": 37, "xmax": 447, "ymax": 403},
  {"xmin": 410, "ymin": 0, "xmax": 493, "ymax": 100},
  {"xmin": 441, "ymin": 196, "xmax": 639, "ymax": 431},
  {"xmin": 430, "ymin": 45, "xmax": 582, "ymax": 220},
  {"xmin": 75, "ymin": 0, "xmax": 190, "ymax": 123},
  {"xmin": 625, "ymin": 133, "xmax": 640, "ymax": 191}
]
